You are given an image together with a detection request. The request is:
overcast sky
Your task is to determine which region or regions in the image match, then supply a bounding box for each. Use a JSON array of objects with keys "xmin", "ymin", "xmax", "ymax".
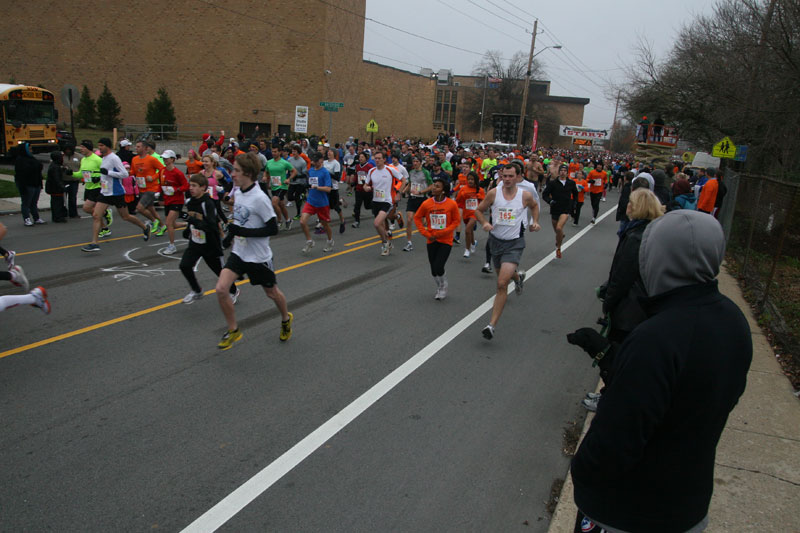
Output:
[{"xmin": 363, "ymin": 0, "xmax": 719, "ymax": 129}]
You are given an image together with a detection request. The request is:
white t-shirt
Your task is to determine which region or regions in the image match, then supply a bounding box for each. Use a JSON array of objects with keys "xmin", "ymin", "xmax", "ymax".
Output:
[
  {"xmin": 366, "ymin": 165, "xmax": 402, "ymax": 204},
  {"xmin": 231, "ymin": 183, "xmax": 276, "ymax": 263},
  {"xmin": 323, "ymin": 159, "xmax": 342, "ymax": 190}
]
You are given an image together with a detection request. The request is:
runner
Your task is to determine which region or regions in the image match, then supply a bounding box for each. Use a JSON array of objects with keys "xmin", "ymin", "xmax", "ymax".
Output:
[
  {"xmin": 300, "ymin": 153, "xmax": 334, "ymax": 254},
  {"xmin": 159, "ymin": 150, "xmax": 190, "ymax": 255},
  {"xmin": 474, "ymin": 163, "xmax": 541, "ymax": 339},
  {"xmin": 73, "ymin": 140, "xmax": 110, "ymax": 236},
  {"xmin": 455, "ymin": 171, "xmax": 485, "ymax": 258},
  {"xmin": 81, "ymin": 138, "xmax": 151, "ymax": 252},
  {"xmin": 131, "ymin": 140, "xmax": 167, "ymax": 235},
  {"xmin": 587, "ymin": 162, "xmax": 606, "ymax": 223},
  {"xmin": 414, "ymin": 178, "xmax": 460, "ymax": 300},
  {"xmin": 364, "ymin": 151, "xmax": 403, "ymax": 256},
  {"xmin": 572, "ymin": 170, "xmax": 588, "ymax": 226},
  {"xmin": 265, "ymin": 146, "xmax": 296, "ymax": 230},
  {"xmin": 542, "ymin": 163, "xmax": 579, "ymax": 258},
  {"xmin": 324, "ymin": 148, "xmax": 346, "ymax": 234},
  {"xmin": 287, "ymin": 145, "xmax": 309, "ymax": 220},
  {"xmin": 215, "ymin": 152, "xmax": 292, "ymax": 349},
  {"xmin": 178, "ymin": 174, "xmax": 238, "ymax": 304},
  {"xmin": 401, "ymin": 156, "xmax": 432, "ymax": 251}
]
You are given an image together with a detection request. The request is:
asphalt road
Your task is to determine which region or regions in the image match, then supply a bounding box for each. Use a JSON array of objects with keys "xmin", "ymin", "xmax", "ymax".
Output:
[{"xmin": 0, "ymin": 194, "xmax": 621, "ymax": 532}]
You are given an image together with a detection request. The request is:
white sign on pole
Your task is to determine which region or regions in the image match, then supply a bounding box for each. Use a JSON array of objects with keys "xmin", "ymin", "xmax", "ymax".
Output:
[
  {"xmin": 294, "ymin": 105, "xmax": 309, "ymax": 134},
  {"xmin": 559, "ymin": 125, "xmax": 610, "ymax": 140}
]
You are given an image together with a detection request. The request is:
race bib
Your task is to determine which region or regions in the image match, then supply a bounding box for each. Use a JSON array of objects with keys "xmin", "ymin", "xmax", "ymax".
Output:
[
  {"xmin": 466, "ymin": 198, "xmax": 479, "ymax": 210},
  {"xmin": 429, "ymin": 213, "xmax": 446, "ymax": 230},
  {"xmin": 357, "ymin": 171, "xmax": 366, "ymax": 184},
  {"xmin": 270, "ymin": 175, "xmax": 282, "ymax": 187},
  {"xmin": 234, "ymin": 235, "xmax": 246, "ymax": 246},
  {"xmin": 82, "ymin": 170, "xmax": 92, "ymax": 182},
  {"xmin": 163, "ymin": 186, "xmax": 175, "ymax": 196},
  {"xmin": 496, "ymin": 207, "xmax": 517, "ymax": 226},
  {"xmin": 374, "ymin": 188, "xmax": 386, "ymax": 200},
  {"xmin": 410, "ymin": 182, "xmax": 423, "ymax": 195},
  {"xmin": 190, "ymin": 226, "xmax": 206, "ymax": 244},
  {"xmin": 100, "ymin": 179, "xmax": 109, "ymax": 193},
  {"xmin": 594, "ymin": 179, "xmax": 603, "ymax": 187},
  {"xmin": 136, "ymin": 176, "xmax": 147, "ymax": 189},
  {"xmin": 309, "ymin": 176, "xmax": 319, "ymax": 187}
]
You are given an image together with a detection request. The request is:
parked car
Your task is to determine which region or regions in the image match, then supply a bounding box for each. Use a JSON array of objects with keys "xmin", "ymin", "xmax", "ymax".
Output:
[{"xmin": 56, "ymin": 130, "xmax": 76, "ymax": 149}]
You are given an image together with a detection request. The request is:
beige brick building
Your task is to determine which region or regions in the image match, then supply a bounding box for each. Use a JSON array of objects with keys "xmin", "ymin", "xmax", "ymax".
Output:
[{"xmin": 0, "ymin": 0, "xmax": 587, "ymax": 146}]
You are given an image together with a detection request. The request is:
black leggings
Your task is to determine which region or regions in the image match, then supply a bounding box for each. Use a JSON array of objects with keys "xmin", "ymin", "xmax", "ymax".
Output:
[
  {"xmin": 426, "ymin": 241, "xmax": 452, "ymax": 277},
  {"xmin": 590, "ymin": 192, "xmax": 602, "ymax": 219},
  {"xmin": 288, "ymin": 184, "xmax": 306, "ymax": 216},
  {"xmin": 179, "ymin": 246, "xmax": 236, "ymax": 294},
  {"xmin": 572, "ymin": 201, "xmax": 584, "ymax": 224},
  {"xmin": 353, "ymin": 190, "xmax": 372, "ymax": 222}
]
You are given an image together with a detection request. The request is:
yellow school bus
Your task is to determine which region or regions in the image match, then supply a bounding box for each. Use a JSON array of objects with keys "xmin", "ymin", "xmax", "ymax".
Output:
[{"xmin": 0, "ymin": 84, "xmax": 58, "ymax": 156}]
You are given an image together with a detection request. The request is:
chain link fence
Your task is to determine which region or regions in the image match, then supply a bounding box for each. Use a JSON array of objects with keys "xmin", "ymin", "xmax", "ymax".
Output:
[{"xmin": 724, "ymin": 172, "xmax": 800, "ymax": 389}]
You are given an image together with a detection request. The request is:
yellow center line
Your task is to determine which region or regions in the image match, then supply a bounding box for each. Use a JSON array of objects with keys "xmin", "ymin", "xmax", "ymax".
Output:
[
  {"xmin": 16, "ymin": 234, "xmax": 143, "ymax": 256},
  {"xmin": 0, "ymin": 237, "xmax": 397, "ymax": 359},
  {"xmin": 345, "ymin": 229, "xmax": 419, "ymax": 246}
]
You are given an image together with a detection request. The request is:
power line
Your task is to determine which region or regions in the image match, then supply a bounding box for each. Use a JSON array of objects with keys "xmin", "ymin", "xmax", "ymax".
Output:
[
  {"xmin": 437, "ymin": 0, "xmax": 528, "ymax": 47},
  {"xmin": 464, "ymin": 0, "xmax": 529, "ymax": 32},
  {"xmin": 499, "ymin": 0, "xmax": 538, "ymax": 20}
]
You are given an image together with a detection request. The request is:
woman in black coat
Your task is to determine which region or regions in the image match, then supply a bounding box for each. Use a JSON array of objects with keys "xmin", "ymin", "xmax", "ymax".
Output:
[{"xmin": 14, "ymin": 142, "xmax": 44, "ymax": 226}]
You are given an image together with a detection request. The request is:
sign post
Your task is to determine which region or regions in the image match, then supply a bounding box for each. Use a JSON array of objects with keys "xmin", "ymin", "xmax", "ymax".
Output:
[
  {"xmin": 319, "ymin": 101, "xmax": 344, "ymax": 143},
  {"xmin": 60, "ymin": 84, "xmax": 79, "ymax": 138}
]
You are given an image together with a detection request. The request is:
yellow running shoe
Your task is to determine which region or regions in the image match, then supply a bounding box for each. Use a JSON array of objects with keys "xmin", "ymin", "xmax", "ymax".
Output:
[
  {"xmin": 280, "ymin": 312, "xmax": 293, "ymax": 342},
  {"xmin": 218, "ymin": 328, "xmax": 243, "ymax": 350}
]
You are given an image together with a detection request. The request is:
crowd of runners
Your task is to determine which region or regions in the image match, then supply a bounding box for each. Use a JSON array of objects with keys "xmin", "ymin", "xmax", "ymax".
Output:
[{"xmin": 4, "ymin": 131, "xmax": 729, "ymax": 349}]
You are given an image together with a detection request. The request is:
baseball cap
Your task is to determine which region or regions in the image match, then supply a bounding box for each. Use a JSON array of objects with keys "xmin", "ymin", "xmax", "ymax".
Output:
[
  {"xmin": 161, "ymin": 149, "xmax": 177, "ymax": 159},
  {"xmin": 120, "ymin": 139, "xmax": 132, "ymax": 147}
]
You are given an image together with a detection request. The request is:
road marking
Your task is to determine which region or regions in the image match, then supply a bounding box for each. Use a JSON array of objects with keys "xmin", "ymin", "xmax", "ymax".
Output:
[
  {"xmin": 344, "ymin": 229, "xmax": 418, "ymax": 247},
  {"xmin": 180, "ymin": 205, "xmax": 618, "ymax": 533},
  {"xmin": 16, "ymin": 234, "xmax": 143, "ymax": 256}
]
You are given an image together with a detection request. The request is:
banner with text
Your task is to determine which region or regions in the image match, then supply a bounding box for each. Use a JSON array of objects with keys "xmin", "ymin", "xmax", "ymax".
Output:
[
  {"xmin": 294, "ymin": 105, "xmax": 309, "ymax": 133},
  {"xmin": 559, "ymin": 125, "xmax": 609, "ymax": 140}
]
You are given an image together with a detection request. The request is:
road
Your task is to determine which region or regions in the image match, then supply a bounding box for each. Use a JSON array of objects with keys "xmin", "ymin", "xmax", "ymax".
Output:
[{"xmin": 0, "ymin": 196, "xmax": 621, "ymax": 532}]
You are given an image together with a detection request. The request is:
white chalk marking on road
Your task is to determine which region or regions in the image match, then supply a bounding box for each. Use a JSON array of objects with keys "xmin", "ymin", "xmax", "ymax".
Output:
[{"xmin": 181, "ymin": 206, "xmax": 618, "ymax": 533}]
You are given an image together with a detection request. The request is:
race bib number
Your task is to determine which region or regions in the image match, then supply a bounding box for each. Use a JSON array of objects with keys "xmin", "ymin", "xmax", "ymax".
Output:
[
  {"xmin": 234, "ymin": 235, "xmax": 246, "ymax": 246},
  {"xmin": 429, "ymin": 213, "xmax": 447, "ymax": 230},
  {"xmin": 594, "ymin": 179, "xmax": 603, "ymax": 187},
  {"xmin": 162, "ymin": 186, "xmax": 175, "ymax": 196},
  {"xmin": 82, "ymin": 171, "xmax": 92, "ymax": 182},
  {"xmin": 309, "ymin": 176, "xmax": 319, "ymax": 187},
  {"xmin": 357, "ymin": 171, "xmax": 366, "ymax": 184},
  {"xmin": 496, "ymin": 207, "xmax": 517, "ymax": 226},
  {"xmin": 136, "ymin": 176, "xmax": 147, "ymax": 189},
  {"xmin": 410, "ymin": 182, "xmax": 423, "ymax": 195},
  {"xmin": 100, "ymin": 179, "xmax": 109, "ymax": 193},
  {"xmin": 466, "ymin": 198, "xmax": 479, "ymax": 210},
  {"xmin": 190, "ymin": 226, "xmax": 206, "ymax": 244},
  {"xmin": 374, "ymin": 188, "xmax": 386, "ymax": 200},
  {"xmin": 270, "ymin": 175, "xmax": 282, "ymax": 187}
]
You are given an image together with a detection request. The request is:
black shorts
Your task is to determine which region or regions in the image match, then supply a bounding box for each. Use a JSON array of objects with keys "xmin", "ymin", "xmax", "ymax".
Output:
[
  {"xmin": 327, "ymin": 189, "xmax": 341, "ymax": 212},
  {"xmin": 164, "ymin": 204, "xmax": 183, "ymax": 215},
  {"xmin": 224, "ymin": 252, "xmax": 277, "ymax": 288},
  {"xmin": 271, "ymin": 189, "xmax": 287, "ymax": 201},
  {"xmin": 371, "ymin": 201, "xmax": 392, "ymax": 217},
  {"xmin": 84, "ymin": 187, "xmax": 102, "ymax": 203},
  {"xmin": 126, "ymin": 197, "xmax": 139, "ymax": 213},
  {"xmin": 551, "ymin": 210, "xmax": 569, "ymax": 221},
  {"xmin": 97, "ymin": 194, "xmax": 125, "ymax": 208},
  {"xmin": 406, "ymin": 196, "xmax": 425, "ymax": 213}
]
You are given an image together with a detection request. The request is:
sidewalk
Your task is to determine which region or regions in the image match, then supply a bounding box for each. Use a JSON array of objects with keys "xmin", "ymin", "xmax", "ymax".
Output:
[
  {"xmin": 548, "ymin": 265, "xmax": 800, "ymax": 532},
  {"xmin": 0, "ymin": 174, "xmax": 53, "ymax": 216}
]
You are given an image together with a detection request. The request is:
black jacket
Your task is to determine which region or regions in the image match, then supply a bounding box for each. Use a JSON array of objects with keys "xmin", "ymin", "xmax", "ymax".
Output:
[
  {"xmin": 45, "ymin": 163, "xmax": 66, "ymax": 195},
  {"xmin": 541, "ymin": 178, "xmax": 577, "ymax": 214},
  {"xmin": 572, "ymin": 281, "xmax": 752, "ymax": 532},
  {"xmin": 616, "ymin": 183, "xmax": 631, "ymax": 221},
  {"xmin": 603, "ymin": 220, "xmax": 649, "ymax": 334},
  {"xmin": 14, "ymin": 152, "xmax": 43, "ymax": 188}
]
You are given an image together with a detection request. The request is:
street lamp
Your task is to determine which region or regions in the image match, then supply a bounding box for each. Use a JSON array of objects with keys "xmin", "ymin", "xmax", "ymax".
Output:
[{"xmin": 516, "ymin": 24, "xmax": 564, "ymax": 146}]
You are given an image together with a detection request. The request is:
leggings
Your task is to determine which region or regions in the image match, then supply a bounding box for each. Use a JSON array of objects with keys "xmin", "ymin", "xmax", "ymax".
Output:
[
  {"xmin": 0, "ymin": 293, "xmax": 36, "ymax": 312},
  {"xmin": 426, "ymin": 241, "xmax": 452, "ymax": 277},
  {"xmin": 590, "ymin": 192, "xmax": 602, "ymax": 219},
  {"xmin": 179, "ymin": 246, "xmax": 236, "ymax": 294},
  {"xmin": 353, "ymin": 189, "xmax": 372, "ymax": 223},
  {"xmin": 572, "ymin": 201, "xmax": 584, "ymax": 224},
  {"xmin": 288, "ymin": 184, "xmax": 306, "ymax": 216}
]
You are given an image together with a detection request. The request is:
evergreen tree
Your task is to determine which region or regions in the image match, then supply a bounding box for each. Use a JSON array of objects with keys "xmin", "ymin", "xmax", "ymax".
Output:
[
  {"xmin": 76, "ymin": 85, "xmax": 96, "ymax": 128},
  {"xmin": 145, "ymin": 87, "xmax": 176, "ymax": 137},
  {"xmin": 96, "ymin": 82, "xmax": 122, "ymax": 130}
]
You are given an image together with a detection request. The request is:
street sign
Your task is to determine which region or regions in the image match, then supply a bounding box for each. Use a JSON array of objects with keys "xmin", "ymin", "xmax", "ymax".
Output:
[
  {"xmin": 366, "ymin": 119, "xmax": 379, "ymax": 133},
  {"xmin": 682, "ymin": 151, "xmax": 694, "ymax": 163},
  {"xmin": 319, "ymin": 101, "xmax": 344, "ymax": 112},
  {"xmin": 294, "ymin": 105, "xmax": 308, "ymax": 134},
  {"xmin": 60, "ymin": 84, "xmax": 79, "ymax": 110},
  {"xmin": 712, "ymin": 136, "xmax": 736, "ymax": 159},
  {"xmin": 734, "ymin": 145, "xmax": 748, "ymax": 162}
]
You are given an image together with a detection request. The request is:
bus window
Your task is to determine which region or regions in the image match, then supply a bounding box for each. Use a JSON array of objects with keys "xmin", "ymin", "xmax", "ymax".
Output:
[{"xmin": 4, "ymin": 101, "xmax": 56, "ymax": 125}]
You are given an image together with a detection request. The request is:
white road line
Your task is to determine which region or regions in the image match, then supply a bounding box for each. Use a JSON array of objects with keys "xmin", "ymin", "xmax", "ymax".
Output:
[{"xmin": 181, "ymin": 205, "xmax": 618, "ymax": 533}]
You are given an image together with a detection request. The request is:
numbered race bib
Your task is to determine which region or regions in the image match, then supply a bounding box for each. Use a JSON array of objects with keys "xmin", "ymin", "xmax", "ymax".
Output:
[
  {"xmin": 411, "ymin": 182, "xmax": 423, "ymax": 195},
  {"xmin": 374, "ymin": 188, "xmax": 386, "ymax": 200},
  {"xmin": 100, "ymin": 179, "xmax": 109, "ymax": 193},
  {"xmin": 136, "ymin": 176, "xmax": 147, "ymax": 189},
  {"xmin": 163, "ymin": 186, "xmax": 175, "ymax": 196},
  {"xmin": 357, "ymin": 171, "xmax": 366, "ymax": 184},
  {"xmin": 82, "ymin": 170, "xmax": 92, "ymax": 182},
  {"xmin": 466, "ymin": 198, "xmax": 479, "ymax": 210},
  {"xmin": 190, "ymin": 226, "xmax": 206, "ymax": 244},
  {"xmin": 496, "ymin": 207, "xmax": 517, "ymax": 226},
  {"xmin": 429, "ymin": 213, "xmax": 447, "ymax": 230},
  {"xmin": 309, "ymin": 176, "xmax": 319, "ymax": 187},
  {"xmin": 234, "ymin": 235, "xmax": 246, "ymax": 246},
  {"xmin": 270, "ymin": 175, "xmax": 282, "ymax": 188},
  {"xmin": 594, "ymin": 179, "xmax": 603, "ymax": 187}
]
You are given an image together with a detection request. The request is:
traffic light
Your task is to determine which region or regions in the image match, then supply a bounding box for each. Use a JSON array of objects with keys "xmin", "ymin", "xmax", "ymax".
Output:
[{"xmin": 492, "ymin": 114, "xmax": 521, "ymax": 144}]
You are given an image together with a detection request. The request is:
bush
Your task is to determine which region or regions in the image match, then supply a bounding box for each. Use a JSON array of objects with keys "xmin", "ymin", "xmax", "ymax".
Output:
[
  {"xmin": 76, "ymin": 85, "xmax": 96, "ymax": 128},
  {"xmin": 96, "ymin": 82, "xmax": 122, "ymax": 130}
]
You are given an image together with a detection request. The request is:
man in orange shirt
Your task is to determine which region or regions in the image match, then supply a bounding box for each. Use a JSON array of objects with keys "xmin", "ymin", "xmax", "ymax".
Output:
[
  {"xmin": 586, "ymin": 162, "xmax": 607, "ymax": 224},
  {"xmin": 696, "ymin": 169, "xmax": 719, "ymax": 214},
  {"xmin": 414, "ymin": 178, "xmax": 460, "ymax": 300},
  {"xmin": 132, "ymin": 141, "xmax": 167, "ymax": 235}
]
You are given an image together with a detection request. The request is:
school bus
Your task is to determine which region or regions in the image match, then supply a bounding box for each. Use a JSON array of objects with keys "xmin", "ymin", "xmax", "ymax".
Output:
[{"xmin": 0, "ymin": 84, "xmax": 59, "ymax": 156}]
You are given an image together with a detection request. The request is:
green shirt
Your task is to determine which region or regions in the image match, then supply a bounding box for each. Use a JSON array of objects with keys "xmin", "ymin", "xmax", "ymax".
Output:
[
  {"xmin": 73, "ymin": 153, "xmax": 103, "ymax": 190},
  {"xmin": 266, "ymin": 158, "xmax": 295, "ymax": 190},
  {"xmin": 441, "ymin": 160, "xmax": 452, "ymax": 172}
]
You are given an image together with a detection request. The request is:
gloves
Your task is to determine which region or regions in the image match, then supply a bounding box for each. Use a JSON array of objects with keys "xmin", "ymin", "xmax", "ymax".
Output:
[
  {"xmin": 91, "ymin": 176, "xmax": 100, "ymax": 183},
  {"xmin": 222, "ymin": 232, "xmax": 233, "ymax": 249},
  {"xmin": 566, "ymin": 327, "xmax": 610, "ymax": 358},
  {"xmin": 182, "ymin": 227, "xmax": 191, "ymax": 239},
  {"xmin": 179, "ymin": 212, "xmax": 190, "ymax": 220},
  {"xmin": 100, "ymin": 167, "xmax": 108, "ymax": 175},
  {"xmin": 227, "ymin": 224, "xmax": 242, "ymax": 236},
  {"xmin": 549, "ymin": 200, "xmax": 556, "ymax": 207}
]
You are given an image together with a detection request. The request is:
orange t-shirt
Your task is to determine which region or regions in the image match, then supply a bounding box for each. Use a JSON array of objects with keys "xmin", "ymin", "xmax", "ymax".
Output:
[
  {"xmin": 587, "ymin": 170, "xmax": 606, "ymax": 194},
  {"xmin": 455, "ymin": 186, "xmax": 486, "ymax": 220},
  {"xmin": 453, "ymin": 173, "xmax": 468, "ymax": 194},
  {"xmin": 574, "ymin": 178, "xmax": 589, "ymax": 203},
  {"xmin": 185, "ymin": 159, "xmax": 204, "ymax": 176},
  {"xmin": 568, "ymin": 162, "xmax": 581, "ymax": 179},
  {"xmin": 414, "ymin": 197, "xmax": 461, "ymax": 245},
  {"xmin": 131, "ymin": 155, "xmax": 165, "ymax": 193}
]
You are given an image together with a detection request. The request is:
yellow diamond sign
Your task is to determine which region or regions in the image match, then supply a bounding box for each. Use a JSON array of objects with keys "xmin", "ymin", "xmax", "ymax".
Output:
[
  {"xmin": 366, "ymin": 119, "xmax": 379, "ymax": 133},
  {"xmin": 712, "ymin": 136, "xmax": 736, "ymax": 159}
]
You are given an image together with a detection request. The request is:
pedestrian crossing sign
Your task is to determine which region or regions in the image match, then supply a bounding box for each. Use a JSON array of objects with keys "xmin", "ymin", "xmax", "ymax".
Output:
[
  {"xmin": 366, "ymin": 119, "xmax": 379, "ymax": 133},
  {"xmin": 712, "ymin": 136, "xmax": 736, "ymax": 159}
]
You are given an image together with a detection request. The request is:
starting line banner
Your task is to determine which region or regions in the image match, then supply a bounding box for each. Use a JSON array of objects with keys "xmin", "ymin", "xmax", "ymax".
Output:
[{"xmin": 559, "ymin": 125, "xmax": 609, "ymax": 140}]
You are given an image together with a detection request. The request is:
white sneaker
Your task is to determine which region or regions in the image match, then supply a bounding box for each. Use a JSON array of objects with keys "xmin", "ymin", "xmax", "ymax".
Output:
[
  {"xmin": 434, "ymin": 288, "xmax": 443, "ymax": 300},
  {"xmin": 34, "ymin": 218, "xmax": 46, "ymax": 225},
  {"xmin": 30, "ymin": 286, "xmax": 51, "ymax": 314},
  {"xmin": 440, "ymin": 276, "xmax": 448, "ymax": 299},
  {"xmin": 24, "ymin": 218, "xmax": 33, "ymax": 227},
  {"xmin": 230, "ymin": 287, "xmax": 240, "ymax": 305},
  {"xmin": 164, "ymin": 243, "xmax": 177, "ymax": 255},
  {"xmin": 286, "ymin": 201, "xmax": 293, "ymax": 207},
  {"xmin": 582, "ymin": 396, "xmax": 599, "ymax": 411},
  {"xmin": 601, "ymin": 197, "xmax": 607, "ymax": 202},
  {"xmin": 591, "ymin": 218, "xmax": 596, "ymax": 224},
  {"xmin": 389, "ymin": 222, "xmax": 396, "ymax": 231},
  {"xmin": 463, "ymin": 249, "xmax": 470, "ymax": 258},
  {"xmin": 10, "ymin": 265, "xmax": 29, "ymax": 292},
  {"xmin": 380, "ymin": 242, "xmax": 390, "ymax": 256},
  {"xmin": 302, "ymin": 240, "xmax": 315, "ymax": 254},
  {"xmin": 402, "ymin": 241, "xmax": 414, "ymax": 252},
  {"xmin": 470, "ymin": 240, "xmax": 477, "ymax": 253},
  {"xmin": 183, "ymin": 290, "xmax": 203, "ymax": 304},
  {"xmin": 323, "ymin": 239, "xmax": 334, "ymax": 252}
]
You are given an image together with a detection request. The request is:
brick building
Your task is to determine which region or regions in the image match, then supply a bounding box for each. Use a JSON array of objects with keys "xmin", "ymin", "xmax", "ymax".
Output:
[{"xmin": 0, "ymin": 0, "xmax": 588, "ymax": 146}]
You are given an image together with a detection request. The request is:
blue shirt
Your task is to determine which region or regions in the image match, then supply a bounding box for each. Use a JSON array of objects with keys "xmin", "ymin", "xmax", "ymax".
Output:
[{"xmin": 307, "ymin": 167, "xmax": 332, "ymax": 207}]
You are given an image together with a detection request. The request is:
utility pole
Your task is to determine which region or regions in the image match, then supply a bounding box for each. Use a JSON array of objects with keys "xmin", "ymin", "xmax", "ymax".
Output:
[
  {"xmin": 479, "ymin": 74, "xmax": 488, "ymax": 141},
  {"xmin": 612, "ymin": 89, "xmax": 621, "ymax": 126},
  {"xmin": 516, "ymin": 19, "xmax": 537, "ymax": 147}
]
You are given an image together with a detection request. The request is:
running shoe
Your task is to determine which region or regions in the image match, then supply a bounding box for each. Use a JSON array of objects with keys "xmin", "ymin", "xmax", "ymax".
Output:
[
  {"xmin": 314, "ymin": 226, "xmax": 325, "ymax": 235},
  {"xmin": 388, "ymin": 222, "xmax": 396, "ymax": 231},
  {"xmin": 590, "ymin": 218, "xmax": 596, "ymax": 224},
  {"xmin": 434, "ymin": 288, "xmax": 443, "ymax": 300},
  {"xmin": 293, "ymin": 214, "xmax": 301, "ymax": 220},
  {"xmin": 470, "ymin": 240, "xmax": 477, "ymax": 254},
  {"xmin": 585, "ymin": 392, "xmax": 602, "ymax": 400},
  {"xmin": 81, "ymin": 243, "xmax": 100, "ymax": 252},
  {"xmin": 481, "ymin": 263, "xmax": 493, "ymax": 273},
  {"xmin": 30, "ymin": 286, "xmax": 51, "ymax": 314},
  {"xmin": 482, "ymin": 324, "xmax": 495, "ymax": 340},
  {"xmin": 556, "ymin": 246, "xmax": 562, "ymax": 259},
  {"xmin": 402, "ymin": 242, "xmax": 414, "ymax": 252},
  {"xmin": 352, "ymin": 221, "xmax": 360, "ymax": 228},
  {"xmin": 323, "ymin": 239, "xmax": 335, "ymax": 252},
  {"xmin": 218, "ymin": 328, "xmax": 243, "ymax": 350},
  {"xmin": 601, "ymin": 197, "xmax": 606, "ymax": 202},
  {"xmin": 34, "ymin": 218, "xmax": 46, "ymax": 225},
  {"xmin": 154, "ymin": 225, "xmax": 167, "ymax": 237},
  {"xmin": 463, "ymin": 249, "xmax": 471, "ymax": 258},
  {"xmin": 582, "ymin": 396, "xmax": 599, "ymax": 412},
  {"xmin": 183, "ymin": 290, "xmax": 203, "ymax": 304},
  {"xmin": 151, "ymin": 219, "xmax": 160, "ymax": 232},
  {"xmin": 164, "ymin": 243, "xmax": 177, "ymax": 255},
  {"xmin": 396, "ymin": 213, "xmax": 404, "ymax": 228},
  {"xmin": 104, "ymin": 208, "xmax": 113, "ymax": 226},
  {"xmin": 380, "ymin": 242, "xmax": 390, "ymax": 256},
  {"xmin": 339, "ymin": 222, "xmax": 345, "ymax": 234},
  {"xmin": 143, "ymin": 222, "xmax": 151, "ymax": 241},
  {"xmin": 230, "ymin": 287, "xmax": 240, "ymax": 305},
  {"xmin": 280, "ymin": 312, "xmax": 293, "ymax": 342},
  {"xmin": 514, "ymin": 270, "xmax": 525, "ymax": 295},
  {"xmin": 572, "ymin": 222, "xmax": 579, "ymax": 226},
  {"xmin": 286, "ymin": 201, "xmax": 293, "ymax": 207},
  {"xmin": 302, "ymin": 240, "xmax": 315, "ymax": 254},
  {"xmin": 453, "ymin": 235, "xmax": 461, "ymax": 245},
  {"xmin": 440, "ymin": 276, "xmax": 448, "ymax": 299},
  {"xmin": 286, "ymin": 219, "xmax": 293, "ymax": 231},
  {"xmin": 98, "ymin": 228, "xmax": 112, "ymax": 238},
  {"xmin": 4, "ymin": 250, "xmax": 16, "ymax": 268},
  {"xmin": 24, "ymin": 218, "xmax": 33, "ymax": 227},
  {"xmin": 9, "ymin": 265, "xmax": 29, "ymax": 291},
  {"xmin": 386, "ymin": 230, "xmax": 392, "ymax": 239}
]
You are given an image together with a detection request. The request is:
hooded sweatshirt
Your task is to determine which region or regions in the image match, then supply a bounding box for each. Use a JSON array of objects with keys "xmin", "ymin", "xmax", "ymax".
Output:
[{"xmin": 572, "ymin": 210, "xmax": 752, "ymax": 533}]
